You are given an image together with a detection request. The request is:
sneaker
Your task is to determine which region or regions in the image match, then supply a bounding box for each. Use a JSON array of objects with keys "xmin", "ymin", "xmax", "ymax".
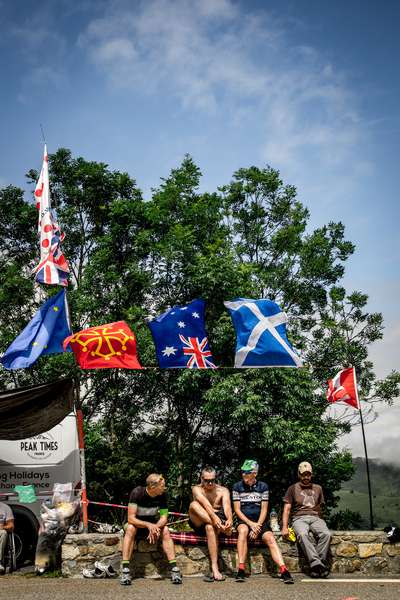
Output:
[
  {"xmin": 82, "ymin": 566, "xmax": 107, "ymax": 579},
  {"xmin": 0, "ymin": 562, "xmax": 5, "ymax": 575},
  {"xmin": 95, "ymin": 561, "xmax": 118, "ymax": 578},
  {"xmin": 170, "ymin": 566, "xmax": 182, "ymax": 584},
  {"xmin": 119, "ymin": 566, "xmax": 132, "ymax": 586},
  {"xmin": 235, "ymin": 568, "xmax": 246, "ymax": 582},
  {"xmin": 310, "ymin": 563, "xmax": 323, "ymax": 578},
  {"xmin": 280, "ymin": 569, "xmax": 294, "ymax": 584},
  {"xmin": 319, "ymin": 563, "xmax": 330, "ymax": 578}
]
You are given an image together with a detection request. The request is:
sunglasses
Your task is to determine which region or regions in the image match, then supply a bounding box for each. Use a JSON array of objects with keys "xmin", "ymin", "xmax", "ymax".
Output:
[{"xmin": 202, "ymin": 478, "xmax": 216, "ymax": 484}]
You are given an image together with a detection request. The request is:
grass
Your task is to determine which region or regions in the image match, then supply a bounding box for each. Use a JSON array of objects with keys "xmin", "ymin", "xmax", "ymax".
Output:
[{"xmin": 336, "ymin": 489, "xmax": 400, "ymax": 528}]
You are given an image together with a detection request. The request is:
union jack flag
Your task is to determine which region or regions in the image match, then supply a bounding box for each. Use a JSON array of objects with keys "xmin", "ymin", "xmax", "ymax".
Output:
[
  {"xmin": 180, "ymin": 335, "xmax": 217, "ymax": 369},
  {"xmin": 32, "ymin": 145, "xmax": 70, "ymax": 286}
]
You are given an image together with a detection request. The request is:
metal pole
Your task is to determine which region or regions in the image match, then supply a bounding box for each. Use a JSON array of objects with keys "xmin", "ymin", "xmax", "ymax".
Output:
[
  {"xmin": 358, "ymin": 404, "xmax": 374, "ymax": 530},
  {"xmin": 73, "ymin": 375, "xmax": 88, "ymax": 533},
  {"xmin": 76, "ymin": 407, "xmax": 89, "ymax": 533},
  {"xmin": 353, "ymin": 367, "xmax": 374, "ymax": 530}
]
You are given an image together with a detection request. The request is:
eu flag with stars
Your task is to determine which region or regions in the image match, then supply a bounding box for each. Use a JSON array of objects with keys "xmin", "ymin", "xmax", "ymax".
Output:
[
  {"xmin": 148, "ymin": 299, "xmax": 217, "ymax": 369},
  {"xmin": 1, "ymin": 289, "xmax": 72, "ymax": 370},
  {"xmin": 224, "ymin": 298, "xmax": 303, "ymax": 368}
]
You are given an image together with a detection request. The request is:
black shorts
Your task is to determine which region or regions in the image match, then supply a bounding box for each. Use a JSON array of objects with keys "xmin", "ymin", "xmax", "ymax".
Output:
[
  {"xmin": 236, "ymin": 520, "xmax": 272, "ymax": 537},
  {"xmin": 189, "ymin": 508, "xmax": 227, "ymax": 535}
]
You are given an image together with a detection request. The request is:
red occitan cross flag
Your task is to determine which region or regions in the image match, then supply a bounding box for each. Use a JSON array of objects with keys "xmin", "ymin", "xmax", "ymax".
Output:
[
  {"xmin": 326, "ymin": 366, "xmax": 359, "ymax": 409},
  {"xmin": 63, "ymin": 321, "xmax": 142, "ymax": 369}
]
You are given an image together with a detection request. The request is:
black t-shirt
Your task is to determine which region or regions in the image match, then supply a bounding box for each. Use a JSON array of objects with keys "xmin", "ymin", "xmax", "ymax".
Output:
[{"xmin": 128, "ymin": 486, "xmax": 168, "ymax": 523}]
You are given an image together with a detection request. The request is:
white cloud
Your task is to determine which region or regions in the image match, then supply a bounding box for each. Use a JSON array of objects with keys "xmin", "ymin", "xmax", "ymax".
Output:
[{"xmin": 79, "ymin": 0, "xmax": 370, "ymax": 192}]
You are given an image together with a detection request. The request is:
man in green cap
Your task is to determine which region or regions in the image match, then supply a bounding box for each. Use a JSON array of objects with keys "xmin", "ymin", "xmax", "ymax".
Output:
[{"xmin": 232, "ymin": 460, "xmax": 294, "ymax": 584}]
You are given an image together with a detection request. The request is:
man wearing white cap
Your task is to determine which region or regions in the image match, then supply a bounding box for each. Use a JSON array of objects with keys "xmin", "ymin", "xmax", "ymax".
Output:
[{"xmin": 281, "ymin": 462, "xmax": 331, "ymax": 578}]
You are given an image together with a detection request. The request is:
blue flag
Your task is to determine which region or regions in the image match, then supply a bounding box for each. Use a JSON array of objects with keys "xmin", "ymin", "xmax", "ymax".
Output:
[
  {"xmin": 224, "ymin": 298, "xmax": 302, "ymax": 368},
  {"xmin": 1, "ymin": 290, "xmax": 72, "ymax": 370},
  {"xmin": 148, "ymin": 299, "xmax": 217, "ymax": 369}
]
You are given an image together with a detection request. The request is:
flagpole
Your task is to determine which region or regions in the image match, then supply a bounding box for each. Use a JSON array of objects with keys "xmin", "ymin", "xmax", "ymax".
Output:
[
  {"xmin": 354, "ymin": 367, "xmax": 374, "ymax": 530},
  {"xmin": 74, "ymin": 379, "xmax": 89, "ymax": 533}
]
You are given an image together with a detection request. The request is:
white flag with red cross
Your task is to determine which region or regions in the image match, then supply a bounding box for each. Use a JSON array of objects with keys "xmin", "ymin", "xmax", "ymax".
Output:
[
  {"xmin": 327, "ymin": 366, "xmax": 359, "ymax": 409},
  {"xmin": 32, "ymin": 145, "xmax": 69, "ymax": 286}
]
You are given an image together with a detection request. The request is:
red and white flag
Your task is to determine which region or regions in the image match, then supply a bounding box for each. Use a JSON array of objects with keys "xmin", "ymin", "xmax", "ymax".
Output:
[
  {"xmin": 327, "ymin": 366, "xmax": 359, "ymax": 409},
  {"xmin": 32, "ymin": 145, "xmax": 70, "ymax": 286}
]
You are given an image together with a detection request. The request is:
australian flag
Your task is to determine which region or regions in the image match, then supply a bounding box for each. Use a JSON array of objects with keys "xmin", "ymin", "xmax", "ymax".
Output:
[
  {"xmin": 0, "ymin": 289, "xmax": 72, "ymax": 370},
  {"xmin": 224, "ymin": 298, "xmax": 302, "ymax": 368},
  {"xmin": 148, "ymin": 299, "xmax": 217, "ymax": 369}
]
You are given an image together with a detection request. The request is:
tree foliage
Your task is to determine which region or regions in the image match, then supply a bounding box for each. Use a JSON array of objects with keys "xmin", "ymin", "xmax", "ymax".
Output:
[{"xmin": 1, "ymin": 152, "xmax": 399, "ymax": 516}]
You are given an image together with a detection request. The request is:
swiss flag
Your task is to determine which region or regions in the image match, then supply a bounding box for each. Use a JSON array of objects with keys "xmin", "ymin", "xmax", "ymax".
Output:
[
  {"xmin": 63, "ymin": 321, "xmax": 142, "ymax": 369},
  {"xmin": 327, "ymin": 366, "xmax": 359, "ymax": 409}
]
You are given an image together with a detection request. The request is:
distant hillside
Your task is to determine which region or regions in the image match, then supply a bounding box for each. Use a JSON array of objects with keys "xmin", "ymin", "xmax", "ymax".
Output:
[
  {"xmin": 342, "ymin": 457, "xmax": 400, "ymax": 497},
  {"xmin": 336, "ymin": 457, "xmax": 400, "ymax": 528}
]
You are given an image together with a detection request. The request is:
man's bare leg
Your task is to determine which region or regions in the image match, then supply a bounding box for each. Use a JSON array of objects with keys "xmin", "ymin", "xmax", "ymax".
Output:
[
  {"xmin": 236, "ymin": 524, "xmax": 249, "ymax": 564},
  {"xmin": 262, "ymin": 531, "xmax": 285, "ymax": 566},
  {"xmin": 122, "ymin": 523, "xmax": 137, "ymax": 561},
  {"xmin": 205, "ymin": 524, "xmax": 224, "ymax": 580},
  {"xmin": 161, "ymin": 526, "xmax": 175, "ymax": 561},
  {"xmin": 188, "ymin": 501, "xmax": 213, "ymax": 528}
]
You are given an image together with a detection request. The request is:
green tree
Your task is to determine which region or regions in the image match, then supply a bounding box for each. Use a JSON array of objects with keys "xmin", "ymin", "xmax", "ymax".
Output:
[{"xmin": 0, "ymin": 155, "xmax": 398, "ymax": 515}]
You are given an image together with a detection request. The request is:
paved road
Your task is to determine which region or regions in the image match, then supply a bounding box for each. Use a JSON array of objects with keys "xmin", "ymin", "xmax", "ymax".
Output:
[{"xmin": 1, "ymin": 575, "xmax": 400, "ymax": 600}]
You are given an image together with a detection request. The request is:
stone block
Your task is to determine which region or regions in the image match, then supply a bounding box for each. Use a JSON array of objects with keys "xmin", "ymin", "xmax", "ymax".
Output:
[
  {"xmin": 385, "ymin": 544, "xmax": 400, "ymax": 557},
  {"xmin": 62, "ymin": 545, "xmax": 81, "ymax": 560},
  {"xmin": 174, "ymin": 544, "xmax": 185, "ymax": 556},
  {"xmin": 219, "ymin": 548, "xmax": 234, "ymax": 572},
  {"xmin": 361, "ymin": 557, "xmax": 388, "ymax": 574},
  {"xmin": 249, "ymin": 553, "xmax": 266, "ymax": 574},
  {"xmin": 104, "ymin": 536, "xmax": 120, "ymax": 546},
  {"xmin": 87, "ymin": 544, "xmax": 118, "ymax": 557},
  {"xmin": 176, "ymin": 554, "xmax": 206, "ymax": 575},
  {"xmin": 358, "ymin": 543, "xmax": 383, "ymax": 558},
  {"xmin": 138, "ymin": 540, "xmax": 159, "ymax": 552},
  {"xmin": 336, "ymin": 542, "xmax": 358, "ymax": 557},
  {"xmin": 284, "ymin": 556, "xmax": 300, "ymax": 572},
  {"xmin": 188, "ymin": 546, "xmax": 207, "ymax": 561}
]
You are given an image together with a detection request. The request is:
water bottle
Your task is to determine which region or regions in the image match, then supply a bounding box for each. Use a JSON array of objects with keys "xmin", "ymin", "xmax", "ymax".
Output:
[{"xmin": 269, "ymin": 507, "xmax": 280, "ymax": 532}]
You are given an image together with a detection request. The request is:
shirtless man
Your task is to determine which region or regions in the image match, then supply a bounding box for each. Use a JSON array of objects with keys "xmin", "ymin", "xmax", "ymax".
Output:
[{"xmin": 188, "ymin": 466, "xmax": 233, "ymax": 581}]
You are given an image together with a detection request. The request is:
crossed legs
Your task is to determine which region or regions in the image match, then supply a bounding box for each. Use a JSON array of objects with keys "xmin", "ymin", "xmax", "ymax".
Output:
[{"xmin": 189, "ymin": 501, "xmax": 224, "ymax": 580}]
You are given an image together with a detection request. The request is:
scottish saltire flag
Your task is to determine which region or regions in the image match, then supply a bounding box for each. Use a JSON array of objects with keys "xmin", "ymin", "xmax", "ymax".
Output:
[
  {"xmin": 148, "ymin": 299, "xmax": 217, "ymax": 369},
  {"xmin": 0, "ymin": 290, "xmax": 72, "ymax": 370},
  {"xmin": 32, "ymin": 145, "xmax": 70, "ymax": 286},
  {"xmin": 224, "ymin": 298, "xmax": 302, "ymax": 368}
]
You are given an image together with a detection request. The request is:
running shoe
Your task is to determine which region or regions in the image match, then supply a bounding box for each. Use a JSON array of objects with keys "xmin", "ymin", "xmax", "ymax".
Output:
[
  {"xmin": 170, "ymin": 566, "xmax": 183, "ymax": 584},
  {"xmin": 119, "ymin": 566, "xmax": 132, "ymax": 585},
  {"xmin": 94, "ymin": 561, "xmax": 118, "ymax": 578},
  {"xmin": 82, "ymin": 566, "xmax": 107, "ymax": 579},
  {"xmin": 280, "ymin": 569, "xmax": 294, "ymax": 584},
  {"xmin": 235, "ymin": 568, "xmax": 246, "ymax": 582}
]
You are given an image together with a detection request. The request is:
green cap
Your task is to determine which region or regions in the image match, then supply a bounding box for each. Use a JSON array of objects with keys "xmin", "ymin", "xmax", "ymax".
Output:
[{"xmin": 241, "ymin": 459, "xmax": 259, "ymax": 473}]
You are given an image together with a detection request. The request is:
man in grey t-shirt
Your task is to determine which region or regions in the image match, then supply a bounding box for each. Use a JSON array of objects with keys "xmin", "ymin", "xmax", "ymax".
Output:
[
  {"xmin": 281, "ymin": 462, "xmax": 331, "ymax": 578},
  {"xmin": 0, "ymin": 502, "xmax": 14, "ymax": 573}
]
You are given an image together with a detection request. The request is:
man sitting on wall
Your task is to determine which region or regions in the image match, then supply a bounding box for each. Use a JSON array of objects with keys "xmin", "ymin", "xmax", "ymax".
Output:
[
  {"xmin": 232, "ymin": 459, "xmax": 294, "ymax": 584},
  {"xmin": 120, "ymin": 473, "xmax": 182, "ymax": 586},
  {"xmin": 281, "ymin": 461, "xmax": 332, "ymax": 578},
  {"xmin": 0, "ymin": 502, "xmax": 14, "ymax": 574},
  {"xmin": 188, "ymin": 466, "xmax": 233, "ymax": 582}
]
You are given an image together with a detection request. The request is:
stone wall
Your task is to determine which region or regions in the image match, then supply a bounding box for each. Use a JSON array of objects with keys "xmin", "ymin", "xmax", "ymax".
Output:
[{"xmin": 62, "ymin": 531, "xmax": 400, "ymax": 578}]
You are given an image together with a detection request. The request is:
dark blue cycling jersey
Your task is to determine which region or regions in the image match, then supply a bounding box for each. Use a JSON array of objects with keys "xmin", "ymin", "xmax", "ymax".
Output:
[{"xmin": 232, "ymin": 480, "xmax": 269, "ymax": 521}]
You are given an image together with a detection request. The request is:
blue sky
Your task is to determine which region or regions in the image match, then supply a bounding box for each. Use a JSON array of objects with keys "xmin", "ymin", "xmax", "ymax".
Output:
[{"xmin": 1, "ymin": 0, "xmax": 399, "ymax": 460}]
